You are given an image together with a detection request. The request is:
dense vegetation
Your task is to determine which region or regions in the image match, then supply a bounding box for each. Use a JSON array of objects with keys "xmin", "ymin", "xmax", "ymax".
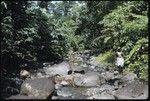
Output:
[{"xmin": 1, "ymin": 1, "xmax": 148, "ymax": 81}]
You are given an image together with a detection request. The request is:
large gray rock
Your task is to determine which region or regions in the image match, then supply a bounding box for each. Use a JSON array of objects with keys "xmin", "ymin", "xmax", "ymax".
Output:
[
  {"xmin": 82, "ymin": 87, "xmax": 103, "ymax": 96},
  {"xmin": 44, "ymin": 62, "xmax": 71, "ymax": 76},
  {"xmin": 74, "ymin": 71, "xmax": 100, "ymax": 87},
  {"xmin": 100, "ymin": 71, "xmax": 114, "ymax": 81},
  {"xmin": 87, "ymin": 92, "xmax": 115, "ymax": 99},
  {"xmin": 56, "ymin": 87, "xmax": 87, "ymax": 99},
  {"xmin": 113, "ymin": 80, "xmax": 148, "ymax": 99},
  {"xmin": 57, "ymin": 87, "xmax": 73, "ymax": 97},
  {"xmin": 122, "ymin": 72, "xmax": 137, "ymax": 81},
  {"xmin": 120, "ymin": 72, "xmax": 137, "ymax": 86},
  {"xmin": 20, "ymin": 77, "xmax": 55, "ymax": 99},
  {"xmin": 7, "ymin": 94, "xmax": 36, "ymax": 99},
  {"xmin": 54, "ymin": 74, "xmax": 75, "ymax": 87},
  {"xmin": 100, "ymin": 84, "xmax": 115, "ymax": 92}
]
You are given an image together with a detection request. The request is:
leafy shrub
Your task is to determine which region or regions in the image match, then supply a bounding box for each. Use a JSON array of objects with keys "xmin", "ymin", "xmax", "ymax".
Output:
[
  {"xmin": 96, "ymin": 50, "xmax": 116, "ymax": 64},
  {"xmin": 99, "ymin": 1, "xmax": 148, "ymax": 80}
]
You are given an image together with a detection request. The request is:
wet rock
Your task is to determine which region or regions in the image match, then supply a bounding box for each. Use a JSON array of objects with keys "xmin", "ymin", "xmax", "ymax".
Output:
[
  {"xmin": 114, "ymin": 71, "xmax": 119, "ymax": 75},
  {"xmin": 120, "ymin": 72, "xmax": 137, "ymax": 86},
  {"xmin": 55, "ymin": 83, "xmax": 63, "ymax": 90},
  {"xmin": 60, "ymin": 81, "xmax": 69, "ymax": 86},
  {"xmin": 7, "ymin": 94, "xmax": 36, "ymax": 99},
  {"xmin": 36, "ymin": 72, "xmax": 43, "ymax": 78},
  {"xmin": 113, "ymin": 80, "xmax": 148, "ymax": 99},
  {"xmin": 20, "ymin": 77, "xmax": 55, "ymax": 99},
  {"xmin": 74, "ymin": 71, "xmax": 100, "ymax": 87},
  {"xmin": 20, "ymin": 69, "xmax": 31, "ymax": 80},
  {"xmin": 57, "ymin": 87, "xmax": 73, "ymax": 97},
  {"xmin": 100, "ymin": 71, "xmax": 114, "ymax": 81},
  {"xmin": 122, "ymin": 72, "xmax": 137, "ymax": 81},
  {"xmin": 54, "ymin": 75, "xmax": 75, "ymax": 87},
  {"xmin": 100, "ymin": 84, "xmax": 115, "ymax": 92},
  {"xmin": 44, "ymin": 62, "xmax": 71, "ymax": 76},
  {"xmin": 57, "ymin": 87, "xmax": 87, "ymax": 99},
  {"xmin": 51, "ymin": 96, "xmax": 58, "ymax": 99},
  {"xmin": 82, "ymin": 87, "xmax": 102, "ymax": 96},
  {"xmin": 87, "ymin": 92, "xmax": 115, "ymax": 99}
]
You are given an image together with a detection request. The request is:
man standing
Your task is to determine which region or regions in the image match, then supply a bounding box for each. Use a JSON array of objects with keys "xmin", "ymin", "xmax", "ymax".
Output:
[{"xmin": 115, "ymin": 47, "xmax": 124, "ymax": 73}]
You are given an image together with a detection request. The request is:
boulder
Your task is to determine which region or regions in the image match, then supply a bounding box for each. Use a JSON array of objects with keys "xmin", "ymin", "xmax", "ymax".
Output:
[
  {"xmin": 74, "ymin": 71, "xmax": 100, "ymax": 87},
  {"xmin": 120, "ymin": 72, "xmax": 137, "ymax": 86},
  {"xmin": 87, "ymin": 92, "xmax": 115, "ymax": 99},
  {"xmin": 36, "ymin": 72, "xmax": 43, "ymax": 78},
  {"xmin": 54, "ymin": 75, "xmax": 75, "ymax": 87},
  {"xmin": 100, "ymin": 71, "xmax": 114, "ymax": 81},
  {"xmin": 55, "ymin": 83, "xmax": 63, "ymax": 90},
  {"xmin": 100, "ymin": 84, "xmax": 115, "ymax": 92},
  {"xmin": 20, "ymin": 69, "xmax": 31, "ymax": 79},
  {"xmin": 82, "ymin": 87, "xmax": 102, "ymax": 96},
  {"xmin": 114, "ymin": 71, "xmax": 119, "ymax": 75},
  {"xmin": 7, "ymin": 94, "xmax": 36, "ymax": 99},
  {"xmin": 44, "ymin": 62, "xmax": 71, "ymax": 76},
  {"xmin": 122, "ymin": 72, "xmax": 137, "ymax": 81},
  {"xmin": 113, "ymin": 80, "xmax": 148, "ymax": 99},
  {"xmin": 20, "ymin": 77, "xmax": 55, "ymax": 99},
  {"xmin": 57, "ymin": 87, "xmax": 73, "ymax": 97},
  {"xmin": 56, "ymin": 87, "xmax": 87, "ymax": 99}
]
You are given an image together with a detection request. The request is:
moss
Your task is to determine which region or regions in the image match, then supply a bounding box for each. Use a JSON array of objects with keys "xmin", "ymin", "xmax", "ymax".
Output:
[{"xmin": 96, "ymin": 50, "xmax": 116, "ymax": 64}]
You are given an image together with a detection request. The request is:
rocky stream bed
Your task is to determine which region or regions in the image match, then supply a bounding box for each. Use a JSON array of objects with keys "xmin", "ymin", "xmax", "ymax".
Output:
[{"xmin": 2, "ymin": 50, "xmax": 148, "ymax": 99}]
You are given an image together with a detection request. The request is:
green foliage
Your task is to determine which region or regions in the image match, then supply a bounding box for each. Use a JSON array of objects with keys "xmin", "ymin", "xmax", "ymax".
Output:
[
  {"xmin": 100, "ymin": 1, "xmax": 148, "ymax": 50},
  {"xmin": 125, "ymin": 38, "xmax": 148, "ymax": 63},
  {"xmin": 1, "ymin": 16, "xmax": 13, "ymax": 53},
  {"xmin": 125, "ymin": 38, "xmax": 148, "ymax": 81},
  {"xmin": 1, "ymin": 1, "xmax": 148, "ymax": 81},
  {"xmin": 128, "ymin": 59, "xmax": 148, "ymax": 81},
  {"xmin": 98, "ymin": 1, "xmax": 148, "ymax": 80},
  {"xmin": 96, "ymin": 50, "xmax": 116, "ymax": 64}
]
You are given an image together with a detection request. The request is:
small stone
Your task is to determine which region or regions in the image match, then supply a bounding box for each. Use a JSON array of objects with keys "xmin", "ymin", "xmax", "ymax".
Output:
[
  {"xmin": 55, "ymin": 83, "xmax": 63, "ymax": 90},
  {"xmin": 114, "ymin": 71, "xmax": 119, "ymax": 75},
  {"xmin": 91, "ymin": 65, "xmax": 95, "ymax": 69},
  {"xmin": 51, "ymin": 96, "xmax": 58, "ymax": 99},
  {"xmin": 36, "ymin": 72, "xmax": 43, "ymax": 78},
  {"xmin": 60, "ymin": 81, "xmax": 69, "ymax": 86}
]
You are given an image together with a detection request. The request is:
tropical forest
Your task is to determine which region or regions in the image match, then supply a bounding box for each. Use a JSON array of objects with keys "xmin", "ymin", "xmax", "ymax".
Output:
[{"xmin": 1, "ymin": 1, "xmax": 149, "ymax": 99}]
